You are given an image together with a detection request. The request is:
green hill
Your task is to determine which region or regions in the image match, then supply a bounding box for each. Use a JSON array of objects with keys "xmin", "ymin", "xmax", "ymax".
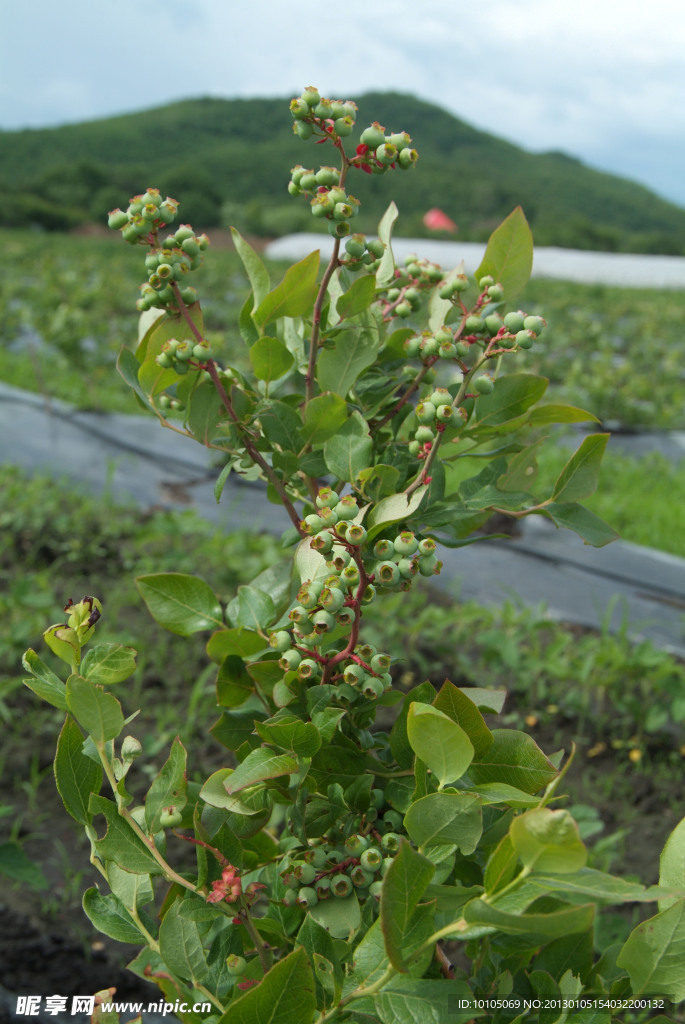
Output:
[{"xmin": 1, "ymin": 92, "xmax": 683, "ymax": 253}]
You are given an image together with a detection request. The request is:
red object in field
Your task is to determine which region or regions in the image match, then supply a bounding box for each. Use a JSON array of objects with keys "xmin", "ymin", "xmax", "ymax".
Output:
[{"xmin": 423, "ymin": 208, "xmax": 457, "ymax": 232}]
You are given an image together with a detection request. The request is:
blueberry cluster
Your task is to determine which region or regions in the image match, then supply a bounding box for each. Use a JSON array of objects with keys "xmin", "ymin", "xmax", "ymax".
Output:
[
  {"xmin": 155, "ymin": 336, "xmax": 212, "ymax": 374},
  {"xmin": 268, "ymin": 488, "xmax": 441, "ymax": 711},
  {"xmin": 290, "ymin": 88, "xmax": 358, "ymax": 140},
  {"xmin": 382, "ymin": 253, "xmax": 444, "ymax": 318},
  {"xmin": 107, "ymin": 191, "xmax": 209, "ymax": 313},
  {"xmin": 357, "ymin": 123, "xmax": 419, "ymax": 174},
  {"xmin": 288, "ymin": 164, "xmax": 362, "ymax": 240},
  {"xmin": 280, "ymin": 806, "xmax": 407, "ymax": 910}
]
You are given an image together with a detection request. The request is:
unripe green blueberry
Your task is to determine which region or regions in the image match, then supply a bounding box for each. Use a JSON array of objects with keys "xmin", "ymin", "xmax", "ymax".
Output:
[
  {"xmin": 294, "ymin": 121, "xmax": 314, "ymax": 139},
  {"xmin": 328, "ymin": 548, "xmax": 351, "ymax": 571},
  {"xmin": 479, "ymin": 274, "xmax": 495, "ymax": 290},
  {"xmin": 316, "ymin": 486, "xmax": 336, "ymax": 509},
  {"xmin": 289, "ymin": 604, "xmax": 312, "ymax": 626},
  {"xmin": 297, "ymin": 582, "xmax": 321, "ymax": 611},
  {"xmin": 357, "ymin": 643, "xmax": 376, "ymax": 660},
  {"xmin": 158, "ymin": 394, "xmax": 172, "ymax": 409},
  {"xmin": 515, "ymin": 329, "xmax": 535, "ymax": 349},
  {"xmin": 420, "ymin": 336, "xmax": 438, "ymax": 358},
  {"xmin": 279, "ymin": 649, "xmax": 301, "ymax": 672},
  {"xmin": 288, "ymin": 181, "xmax": 303, "ymax": 198},
  {"xmin": 366, "ymin": 238, "xmax": 385, "ymax": 259},
  {"xmin": 381, "ymin": 832, "xmax": 402, "ymax": 853},
  {"xmin": 362, "ymin": 584, "xmax": 376, "ymax": 604},
  {"xmin": 341, "ymin": 564, "xmax": 360, "ymax": 588},
  {"xmin": 311, "ymin": 532, "xmax": 334, "ymax": 554},
  {"xmin": 296, "ymin": 886, "xmax": 318, "ymax": 908},
  {"xmin": 369, "ymin": 880, "xmax": 384, "ymax": 901},
  {"xmin": 346, "ymin": 524, "xmax": 367, "ymax": 546},
  {"xmin": 315, "ymin": 876, "xmax": 332, "ymax": 899},
  {"xmin": 159, "ymin": 808, "xmax": 183, "ymax": 828},
  {"xmin": 336, "ymin": 607, "xmax": 355, "ymax": 628},
  {"xmin": 464, "ymin": 315, "xmax": 485, "ymax": 333},
  {"xmin": 328, "ymin": 219, "xmax": 351, "ymax": 238},
  {"xmin": 107, "ymin": 209, "xmax": 129, "ymax": 230},
  {"xmin": 314, "ymin": 98, "xmax": 333, "ymax": 119},
  {"xmin": 192, "ymin": 342, "xmax": 211, "ymax": 360},
  {"xmin": 363, "ymin": 676, "xmax": 385, "ymax": 700},
  {"xmin": 436, "ymin": 404, "xmax": 453, "ymax": 422},
  {"xmin": 334, "ymin": 116, "xmax": 355, "ymax": 137},
  {"xmin": 175, "ymin": 341, "xmax": 192, "ymax": 361},
  {"xmin": 291, "ymin": 97, "xmax": 311, "ymax": 119},
  {"xmin": 404, "ymin": 287, "xmax": 421, "ymax": 305},
  {"xmin": 523, "ymin": 315, "xmax": 546, "ymax": 336},
  {"xmin": 180, "ymin": 286, "xmax": 197, "ymax": 305},
  {"xmin": 373, "ymin": 538, "xmax": 394, "ymax": 559},
  {"xmin": 345, "ymin": 233, "xmax": 366, "ymax": 259},
  {"xmin": 376, "ymin": 143, "xmax": 397, "ymax": 165},
  {"xmin": 370, "ymin": 653, "xmax": 392, "ymax": 673},
  {"xmin": 404, "ymin": 336, "xmax": 422, "ymax": 359},
  {"xmin": 375, "ymin": 561, "xmax": 400, "ymax": 587},
  {"xmin": 156, "ymin": 352, "xmax": 173, "ymax": 369},
  {"xmin": 345, "ymin": 833, "xmax": 369, "ymax": 855},
  {"xmin": 487, "ymin": 283, "xmax": 504, "ymax": 301},
  {"xmin": 333, "ymin": 496, "xmax": 358, "ymax": 521},
  {"xmin": 418, "ymin": 554, "xmax": 441, "ymax": 577},
  {"xmin": 335, "ymin": 683, "xmax": 358, "ymax": 706},
  {"xmin": 320, "ymin": 587, "xmax": 345, "ymax": 613},
  {"xmin": 283, "ymin": 888, "xmax": 299, "ymax": 907},
  {"xmin": 299, "ymin": 172, "xmax": 318, "ymax": 191},
  {"xmin": 484, "ymin": 313, "xmax": 504, "ymax": 336},
  {"xmin": 331, "ymin": 873, "xmax": 353, "ymax": 898},
  {"xmin": 360, "ymin": 123, "xmax": 386, "ymax": 149},
  {"xmin": 397, "ymin": 557, "xmax": 418, "ymax": 579},
  {"xmin": 415, "ymin": 425, "xmax": 434, "ymax": 445},
  {"xmin": 269, "ymin": 630, "xmax": 292, "ymax": 652},
  {"xmin": 383, "ymin": 810, "xmax": 403, "ymax": 831},
  {"xmin": 408, "ymin": 440, "xmax": 421, "ymax": 456},
  {"xmin": 350, "ymin": 865, "xmax": 375, "ymax": 888},
  {"xmin": 360, "ymin": 847, "xmax": 383, "ymax": 872},
  {"xmin": 503, "ymin": 310, "xmax": 526, "ymax": 333},
  {"xmin": 474, "ymin": 375, "xmax": 495, "ymax": 395},
  {"xmin": 294, "ymin": 861, "xmax": 317, "ymax": 884},
  {"xmin": 415, "ymin": 401, "xmax": 436, "ymax": 424},
  {"xmin": 297, "ymin": 658, "xmax": 320, "ymax": 681},
  {"xmin": 325, "ymin": 848, "xmax": 345, "ymax": 866},
  {"xmin": 438, "ymin": 341, "xmax": 457, "ymax": 359},
  {"xmin": 312, "ymin": 609, "xmax": 336, "ymax": 634},
  {"xmin": 418, "ymin": 537, "xmax": 437, "ymax": 556},
  {"xmin": 301, "ymin": 87, "xmax": 320, "ymax": 107},
  {"xmin": 343, "ymin": 663, "xmax": 365, "ymax": 687},
  {"xmin": 226, "ymin": 955, "xmax": 247, "ymax": 976},
  {"xmin": 302, "ymin": 513, "xmax": 325, "ymax": 535}
]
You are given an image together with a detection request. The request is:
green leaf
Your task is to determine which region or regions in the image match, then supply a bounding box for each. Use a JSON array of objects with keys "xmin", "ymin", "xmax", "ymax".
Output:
[
  {"xmin": 253, "ymin": 250, "xmax": 320, "ymax": 329},
  {"xmin": 136, "ymin": 573, "xmax": 223, "ymax": 635},
  {"xmin": 145, "ymin": 737, "xmax": 187, "ymax": 833},
  {"xmin": 376, "ymin": 202, "xmax": 398, "ymax": 287},
  {"xmin": 510, "ymin": 808, "xmax": 587, "ymax": 873},
  {"xmin": 347, "ymin": 919, "xmax": 391, "ymax": 989},
  {"xmin": 0, "ymin": 842, "xmax": 48, "ymax": 889},
  {"xmin": 433, "ymin": 680, "xmax": 493, "ymax": 759},
  {"xmin": 461, "ymin": 687, "xmax": 507, "ymax": 714},
  {"xmin": 43, "ymin": 623, "xmax": 80, "ymax": 669},
  {"xmin": 309, "ymin": 890, "xmax": 361, "ymax": 940},
  {"xmin": 89, "ymin": 794, "xmax": 164, "ymax": 875},
  {"xmin": 83, "ymin": 887, "xmax": 143, "ymax": 944},
  {"xmin": 367, "ymin": 486, "xmax": 427, "ymax": 543},
  {"xmin": 407, "ymin": 704, "xmax": 474, "ymax": 788},
  {"xmin": 217, "ymin": 656, "xmax": 254, "ymax": 708},
  {"xmin": 336, "ymin": 274, "xmax": 377, "ymax": 319},
  {"xmin": 256, "ymin": 712, "xmax": 321, "ymax": 757},
  {"xmin": 80, "ymin": 644, "xmax": 137, "ymax": 686},
  {"xmin": 389, "ymin": 682, "xmax": 436, "ymax": 769},
  {"xmin": 552, "ymin": 434, "xmax": 610, "ymax": 501},
  {"xmin": 317, "ymin": 313, "xmax": 381, "ymax": 397},
  {"xmin": 464, "ymin": 897, "xmax": 595, "ymax": 938},
  {"xmin": 617, "ymin": 898, "xmax": 685, "ymax": 1000},
  {"xmin": 224, "ymin": 748, "xmax": 298, "ymax": 793},
  {"xmin": 187, "ymin": 381, "xmax": 223, "ymax": 446},
  {"xmin": 659, "ymin": 816, "xmax": 685, "ymax": 911},
  {"xmin": 22, "ymin": 649, "xmax": 67, "ymax": 710},
  {"xmin": 219, "ymin": 946, "xmax": 316, "ymax": 1024},
  {"xmin": 530, "ymin": 867, "xmax": 672, "ymax": 903},
  {"xmin": 404, "ymin": 793, "xmax": 483, "ymax": 855},
  {"xmin": 214, "ymin": 460, "xmax": 233, "ymax": 503},
  {"xmin": 475, "ymin": 206, "xmax": 534, "ymax": 299},
  {"xmin": 356, "ymin": 464, "xmax": 400, "ymax": 502},
  {"xmin": 249, "ymin": 335, "xmax": 294, "ymax": 383},
  {"xmin": 158, "ymin": 897, "xmax": 209, "ymax": 985},
  {"xmin": 464, "ymin": 782, "xmax": 539, "ymax": 807},
  {"xmin": 528, "ymin": 403, "xmax": 599, "ymax": 425},
  {"xmin": 469, "ymin": 729, "xmax": 558, "ymax": 794},
  {"xmin": 365, "ymin": 978, "xmax": 461, "ymax": 1024},
  {"xmin": 324, "ymin": 432, "xmax": 373, "ymax": 483},
  {"xmin": 484, "ymin": 835, "xmax": 518, "ymax": 895},
  {"xmin": 207, "ymin": 628, "xmax": 266, "ymax": 663},
  {"xmin": 471, "ymin": 373, "xmax": 548, "ymax": 428},
  {"xmin": 231, "ymin": 228, "xmax": 270, "ymax": 308},
  {"xmin": 380, "ymin": 840, "xmax": 435, "ymax": 970},
  {"xmin": 137, "ymin": 305, "xmax": 203, "ymax": 396},
  {"xmin": 543, "ymin": 502, "xmax": 619, "ymax": 547},
  {"xmin": 497, "ymin": 441, "xmax": 543, "ymax": 493},
  {"xmin": 301, "ymin": 393, "xmax": 348, "ymax": 445},
  {"xmin": 106, "ymin": 862, "xmax": 154, "ymax": 913},
  {"xmin": 54, "ymin": 716, "xmax": 102, "ymax": 824},
  {"xmin": 66, "ymin": 674, "xmax": 124, "ymax": 744},
  {"xmin": 117, "ymin": 346, "xmax": 155, "ymax": 411},
  {"xmin": 258, "ymin": 399, "xmax": 303, "ymax": 453},
  {"xmin": 229, "ymin": 585, "xmax": 275, "ymax": 632}
]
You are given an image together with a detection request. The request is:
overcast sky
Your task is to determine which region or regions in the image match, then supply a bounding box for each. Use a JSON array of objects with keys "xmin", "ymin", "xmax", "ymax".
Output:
[{"xmin": 2, "ymin": 0, "xmax": 684, "ymax": 206}]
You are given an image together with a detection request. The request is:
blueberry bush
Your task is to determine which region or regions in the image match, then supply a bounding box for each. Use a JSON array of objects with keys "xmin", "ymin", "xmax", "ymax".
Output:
[{"xmin": 24, "ymin": 89, "xmax": 685, "ymax": 1022}]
